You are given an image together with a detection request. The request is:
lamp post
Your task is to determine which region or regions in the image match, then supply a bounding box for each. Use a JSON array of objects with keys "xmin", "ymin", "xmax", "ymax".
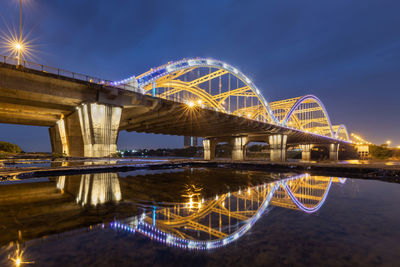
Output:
[{"xmin": 17, "ymin": 0, "xmax": 22, "ymax": 65}]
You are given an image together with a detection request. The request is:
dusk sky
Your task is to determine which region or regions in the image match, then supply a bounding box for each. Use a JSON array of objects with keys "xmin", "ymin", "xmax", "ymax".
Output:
[{"xmin": 0, "ymin": 0, "xmax": 399, "ymax": 152}]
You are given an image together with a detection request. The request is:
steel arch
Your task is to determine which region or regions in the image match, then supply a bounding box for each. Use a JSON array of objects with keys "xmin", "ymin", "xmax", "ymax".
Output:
[
  {"xmin": 117, "ymin": 58, "xmax": 279, "ymax": 124},
  {"xmin": 333, "ymin": 124, "xmax": 350, "ymax": 141},
  {"xmin": 270, "ymin": 95, "xmax": 335, "ymax": 137},
  {"xmin": 112, "ymin": 59, "xmax": 351, "ymax": 140}
]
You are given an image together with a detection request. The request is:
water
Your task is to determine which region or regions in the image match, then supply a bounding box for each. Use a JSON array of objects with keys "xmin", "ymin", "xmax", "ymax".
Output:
[
  {"xmin": 0, "ymin": 167, "xmax": 399, "ymax": 266},
  {"xmin": 0, "ymin": 158, "xmax": 169, "ymax": 169}
]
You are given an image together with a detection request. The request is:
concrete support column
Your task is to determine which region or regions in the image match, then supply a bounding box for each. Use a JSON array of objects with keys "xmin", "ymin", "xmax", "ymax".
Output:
[
  {"xmin": 231, "ymin": 136, "xmax": 248, "ymax": 161},
  {"xmin": 203, "ymin": 138, "xmax": 217, "ymax": 160},
  {"xmin": 329, "ymin": 143, "xmax": 340, "ymax": 161},
  {"xmin": 50, "ymin": 103, "xmax": 122, "ymax": 157},
  {"xmin": 49, "ymin": 118, "xmax": 69, "ymax": 156},
  {"xmin": 76, "ymin": 103, "xmax": 122, "ymax": 157},
  {"xmin": 269, "ymin": 134, "xmax": 287, "ymax": 162},
  {"xmin": 300, "ymin": 144, "xmax": 313, "ymax": 161}
]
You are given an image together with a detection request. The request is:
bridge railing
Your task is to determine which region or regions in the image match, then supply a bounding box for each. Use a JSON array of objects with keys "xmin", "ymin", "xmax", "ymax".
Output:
[{"xmin": 0, "ymin": 54, "xmax": 140, "ymax": 92}]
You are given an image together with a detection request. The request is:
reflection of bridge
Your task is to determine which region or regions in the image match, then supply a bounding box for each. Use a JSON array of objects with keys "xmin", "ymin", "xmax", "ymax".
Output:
[
  {"xmin": 57, "ymin": 172, "xmax": 121, "ymax": 206},
  {"xmin": 110, "ymin": 174, "xmax": 345, "ymax": 250},
  {"xmin": 0, "ymin": 57, "xmax": 351, "ymax": 161}
]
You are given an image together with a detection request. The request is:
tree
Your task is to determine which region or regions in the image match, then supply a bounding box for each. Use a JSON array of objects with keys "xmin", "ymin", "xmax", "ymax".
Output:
[
  {"xmin": 0, "ymin": 141, "xmax": 22, "ymax": 153},
  {"xmin": 369, "ymin": 145, "xmax": 392, "ymax": 159}
]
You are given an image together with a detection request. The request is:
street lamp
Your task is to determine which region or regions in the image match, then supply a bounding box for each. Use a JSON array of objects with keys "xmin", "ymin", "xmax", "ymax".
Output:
[
  {"xmin": 386, "ymin": 140, "xmax": 391, "ymax": 147},
  {"xmin": 18, "ymin": 0, "xmax": 23, "ymax": 65},
  {"xmin": 14, "ymin": 42, "xmax": 23, "ymax": 65},
  {"xmin": 0, "ymin": 0, "xmax": 33, "ymax": 64}
]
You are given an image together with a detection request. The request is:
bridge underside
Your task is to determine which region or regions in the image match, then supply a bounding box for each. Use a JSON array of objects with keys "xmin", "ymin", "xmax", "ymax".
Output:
[{"xmin": 120, "ymin": 100, "xmax": 340, "ymax": 145}]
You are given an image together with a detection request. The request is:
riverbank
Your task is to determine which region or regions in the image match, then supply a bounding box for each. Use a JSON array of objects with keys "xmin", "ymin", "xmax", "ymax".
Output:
[{"xmin": 1, "ymin": 158, "xmax": 400, "ymax": 183}]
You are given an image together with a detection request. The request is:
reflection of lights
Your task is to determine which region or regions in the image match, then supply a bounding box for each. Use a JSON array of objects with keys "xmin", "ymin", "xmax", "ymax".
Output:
[
  {"xmin": 283, "ymin": 178, "xmax": 333, "ymax": 213},
  {"xmin": 112, "ymin": 182, "xmax": 280, "ymax": 250},
  {"xmin": 111, "ymin": 174, "xmax": 342, "ymax": 251},
  {"xmin": 9, "ymin": 244, "xmax": 34, "ymax": 267},
  {"xmin": 188, "ymin": 197, "xmax": 193, "ymax": 209},
  {"xmin": 76, "ymin": 173, "xmax": 121, "ymax": 207},
  {"xmin": 182, "ymin": 184, "xmax": 203, "ymax": 211}
]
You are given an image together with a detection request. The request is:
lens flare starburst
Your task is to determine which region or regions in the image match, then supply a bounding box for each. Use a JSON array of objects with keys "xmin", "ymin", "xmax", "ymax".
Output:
[{"xmin": 0, "ymin": 25, "xmax": 36, "ymax": 63}]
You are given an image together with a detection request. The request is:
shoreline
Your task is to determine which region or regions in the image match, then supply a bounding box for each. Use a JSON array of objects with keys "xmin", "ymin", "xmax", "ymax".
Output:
[{"xmin": 1, "ymin": 159, "xmax": 400, "ymax": 183}]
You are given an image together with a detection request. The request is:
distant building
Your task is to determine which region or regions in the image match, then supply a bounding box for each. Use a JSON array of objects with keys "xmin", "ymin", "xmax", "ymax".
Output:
[
  {"xmin": 184, "ymin": 136, "xmax": 198, "ymax": 148},
  {"xmin": 355, "ymin": 144, "xmax": 369, "ymax": 159}
]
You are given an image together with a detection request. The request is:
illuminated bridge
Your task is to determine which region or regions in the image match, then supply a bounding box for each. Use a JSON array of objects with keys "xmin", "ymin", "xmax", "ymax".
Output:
[
  {"xmin": 105, "ymin": 174, "xmax": 345, "ymax": 250},
  {"xmin": 0, "ymin": 56, "xmax": 351, "ymax": 161}
]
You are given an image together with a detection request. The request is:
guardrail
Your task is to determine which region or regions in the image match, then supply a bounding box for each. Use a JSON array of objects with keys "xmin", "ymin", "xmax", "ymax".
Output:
[
  {"xmin": 0, "ymin": 55, "xmax": 216, "ymax": 105},
  {"xmin": 0, "ymin": 54, "xmax": 139, "ymax": 92}
]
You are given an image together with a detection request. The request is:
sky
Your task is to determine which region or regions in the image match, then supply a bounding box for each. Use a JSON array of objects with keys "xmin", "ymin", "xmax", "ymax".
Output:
[{"xmin": 0, "ymin": 0, "xmax": 399, "ymax": 152}]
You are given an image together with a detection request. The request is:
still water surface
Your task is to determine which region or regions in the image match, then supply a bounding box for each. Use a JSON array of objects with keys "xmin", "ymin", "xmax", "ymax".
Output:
[{"xmin": 0, "ymin": 167, "xmax": 399, "ymax": 266}]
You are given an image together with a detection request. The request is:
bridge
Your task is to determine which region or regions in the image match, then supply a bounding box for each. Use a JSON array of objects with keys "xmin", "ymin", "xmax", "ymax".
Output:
[
  {"xmin": 0, "ymin": 56, "xmax": 351, "ymax": 161},
  {"xmin": 106, "ymin": 174, "xmax": 345, "ymax": 250}
]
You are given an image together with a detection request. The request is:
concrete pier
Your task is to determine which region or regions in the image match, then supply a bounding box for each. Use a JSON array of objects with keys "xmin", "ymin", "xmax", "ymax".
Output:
[
  {"xmin": 50, "ymin": 103, "xmax": 122, "ymax": 157},
  {"xmin": 269, "ymin": 134, "xmax": 287, "ymax": 162},
  {"xmin": 329, "ymin": 143, "xmax": 340, "ymax": 161},
  {"xmin": 300, "ymin": 144, "xmax": 313, "ymax": 161},
  {"xmin": 203, "ymin": 138, "xmax": 217, "ymax": 160},
  {"xmin": 231, "ymin": 136, "xmax": 248, "ymax": 161}
]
